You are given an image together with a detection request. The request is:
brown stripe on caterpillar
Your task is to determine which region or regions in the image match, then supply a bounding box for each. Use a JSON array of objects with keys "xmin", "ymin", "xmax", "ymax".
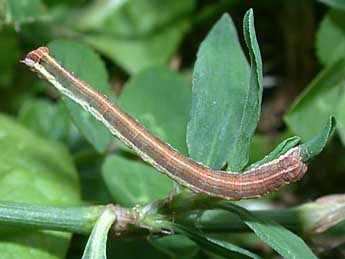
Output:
[{"xmin": 22, "ymin": 47, "xmax": 309, "ymax": 200}]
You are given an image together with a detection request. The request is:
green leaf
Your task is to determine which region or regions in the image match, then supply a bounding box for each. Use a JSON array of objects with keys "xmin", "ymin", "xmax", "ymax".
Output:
[
  {"xmin": 0, "ymin": 114, "xmax": 80, "ymax": 258},
  {"xmin": 219, "ymin": 202, "xmax": 318, "ymax": 259},
  {"xmin": 75, "ymin": 151, "xmax": 113, "ymax": 204},
  {"xmin": 0, "ymin": 0, "xmax": 5, "ymax": 20},
  {"xmin": 119, "ymin": 66, "xmax": 191, "ymax": 154},
  {"xmin": 2, "ymin": 0, "xmax": 48, "ymax": 24},
  {"xmin": 150, "ymin": 235, "xmax": 199, "ymax": 259},
  {"xmin": 73, "ymin": 0, "xmax": 127, "ymax": 30},
  {"xmin": 247, "ymin": 136, "xmax": 301, "ymax": 169},
  {"xmin": 249, "ymin": 135, "xmax": 281, "ymax": 165},
  {"xmin": 316, "ymin": 9, "xmax": 345, "ymax": 65},
  {"xmin": 0, "ymin": 28, "xmax": 20, "ymax": 88},
  {"xmin": 285, "ymin": 58, "xmax": 345, "ymax": 142},
  {"xmin": 300, "ymin": 117, "xmax": 336, "ymax": 161},
  {"xmin": 48, "ymin": 39, "xmax": 116, "ymax": 153},
  {"xmin": 18, "ymin": 99, "xmax": 77, "ymax": 143},
  {"xmin": 336, "ymin": 93, "xmax": 345, "ymax": 143},
  {"xmin": 318, "ymin": 0, "xmax": 345, "ymax": 10},
  {"xmin": 175, "ymin": 225, "xmax": 261, "ymax": 259},
  {"xmin": 102, "ymin": 155, "xmax": 173, "ymax": 207},
  {"xmin": 187, "ymin": 14, "xmax": 249, "ymax": 170},
  {"xmin": 187, "ymin": 10, "xmax": 263, "ymax": 171},
  {"xmin": 82, "ymin": 208, "xmax": 116, "ymax": 259},
  {"xmin": 241, "ymin": 8, "xmax": 264, "ymax": 168},
  {"xmin": 81, "ymin": 0, "xmax": 195, "ymax": 74}
]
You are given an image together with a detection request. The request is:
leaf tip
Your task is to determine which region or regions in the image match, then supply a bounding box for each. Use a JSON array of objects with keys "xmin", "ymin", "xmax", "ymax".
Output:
[{"xmin": 300, "ymin": 116, "xmax": 336, "ymax": 162}]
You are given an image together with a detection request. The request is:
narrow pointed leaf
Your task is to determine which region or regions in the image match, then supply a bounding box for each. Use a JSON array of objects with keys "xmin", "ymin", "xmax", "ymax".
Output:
[
  {"xmin": 219, "ymin": 202, "xmax": 318, "ymax": 259},
  {"xmin": 175, "ymin": 225, "xmax": 261, "ymax": 259},
  {"xmin": 300, "ymin": 117, "xmax": 336, "ymax": 161},
  {"xmin": 247, "ymin": 136, "xmax": 301, "ymax": 169},
  {"xmin": 150, "ymin": 235, "xmax": 199, "ymax": 259},
  {"xmin": 238, "ymin": 8, "xmax": 264, "ymax": 169},
  {"xmin": 82, "ymin": 208, "xmax": 116, "ymax": 259}
]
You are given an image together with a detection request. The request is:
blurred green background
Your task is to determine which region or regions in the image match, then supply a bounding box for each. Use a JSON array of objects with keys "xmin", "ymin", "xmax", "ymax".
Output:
[{"xmin": 0, "ymin": 0, "xmax": 345, "ymax": 258}]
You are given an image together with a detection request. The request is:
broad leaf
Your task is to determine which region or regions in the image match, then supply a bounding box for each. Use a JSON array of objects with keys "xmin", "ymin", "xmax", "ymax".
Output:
[
  {"xmin": 102, "ymin": 155, "xmax": 173, "ymax": 207},
  {"xmin": 18, "ymin": 99, "xmax": 76, "ymax": 143},
  {"xmin": 48, "ymin": 40, "xmax": 116, "ymax": 153},
  {"xmin": 80, "ymin": 0, "xmax": 195, "ymax": 74},
  {"xmin": 219, "ymin": 202, "xmax": 318, "ymax": 259},
  {"xmin": 187, "ymin": 13, "xmax": 250, "ymax": 170},
  {"xmin": 188, "ymin": 10, "xmax": 262, "ymax": 171},
  {"xmin": 285, "ymin": 58, "xmax": 345, "ymax": 142},
  {"xmin": 0, "ymin": 115, "xmax": 80, "ymax": 259},
  {"xmin": 316, "ymin": 9, "xmax": 345, "ymax": 65},
  {"xmin": 119, "ymin": 66, "xmax": 191, "ymax": 154},
  {"xmin": 76, "ymin": 152, "xmax": 113, "ymax": 204}
]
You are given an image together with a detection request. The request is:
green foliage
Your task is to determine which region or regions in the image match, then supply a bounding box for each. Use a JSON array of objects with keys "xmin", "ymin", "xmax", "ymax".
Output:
[
  {"xmin": 2, "ymin": 0, "xmax": 47, "ymax": 24},
  {"xmin": 0, "ymin": 28, "xmax": 19, "ymax": 88},
  {"xmin": 0, "ymin": 1, "xmax": 343, "ymax": 258},
  {"xmin": 248, "ymin": 136, "xmax": 301, "ymax": 169},
  {"xmin": 187, "ymin": 13, "xmax": 251, "ymax": 170},
  {"xmin": 102, "ymin": 155, "xmax": 173, "ymax": 207},
  {"xmin": 0, "ymin": 115, "xmax": 80, "ymax": 258},
  {"xmin": 176, "ymin": 225, "xmax": 262, "ymax": 259},
  {"xmin": 150, "ymin": 235, "xmax": 200, "ymax": 259},
  {"xmin": 318, "ymin": 0, "xmax": 345, "ymax": 10},
  {"xmin": 119, "ymin": 66, "xmax": 191, "ymax": 154},
  {"xmin": 18, "ymin": 99, "xmax": 75, "ymax": 143},
  {"xmin": 300, "ymin": 117, "xmax": 336, "ymax": 161},
  {"xmin": 285, "ymin": 59, "xmax": 345, "ymax": 144},
  {"xmin": 188, "ymin": 9, "xmax": 263, "ymax": 171},
  {"xmin": 82, "ymin": 208, "xmax": 116, "ymax": 259},
  {"xmin": 219, "ymin": 202, "xmax": 318, "ymax": 259},
  {"xmin": 80, "ymin": 0, "xmax": 195, "ymax": 74},
  {"xmin": 316, "ymin": 9, "xmax": 345, "ymax": 65},
  {"xmin": 48, "ymin": 40, "xmax": 116, "ymax": 152}
]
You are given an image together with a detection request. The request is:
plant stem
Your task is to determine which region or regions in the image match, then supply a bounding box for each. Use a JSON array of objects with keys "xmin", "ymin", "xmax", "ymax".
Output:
[
  {"xmin": 0, "ymin": 201, "xmax": 104, "ymax": 234},
  {"xmin": 168, "ymin": 193, "xmax": 345, "ymax": 235},
  {"xmin": 177, "ymin": 208, "xmax": 302, "ymax": 234},
  {"xmin": 0, "ymin": 201, "xmax": 171, "ymax": 237}
]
